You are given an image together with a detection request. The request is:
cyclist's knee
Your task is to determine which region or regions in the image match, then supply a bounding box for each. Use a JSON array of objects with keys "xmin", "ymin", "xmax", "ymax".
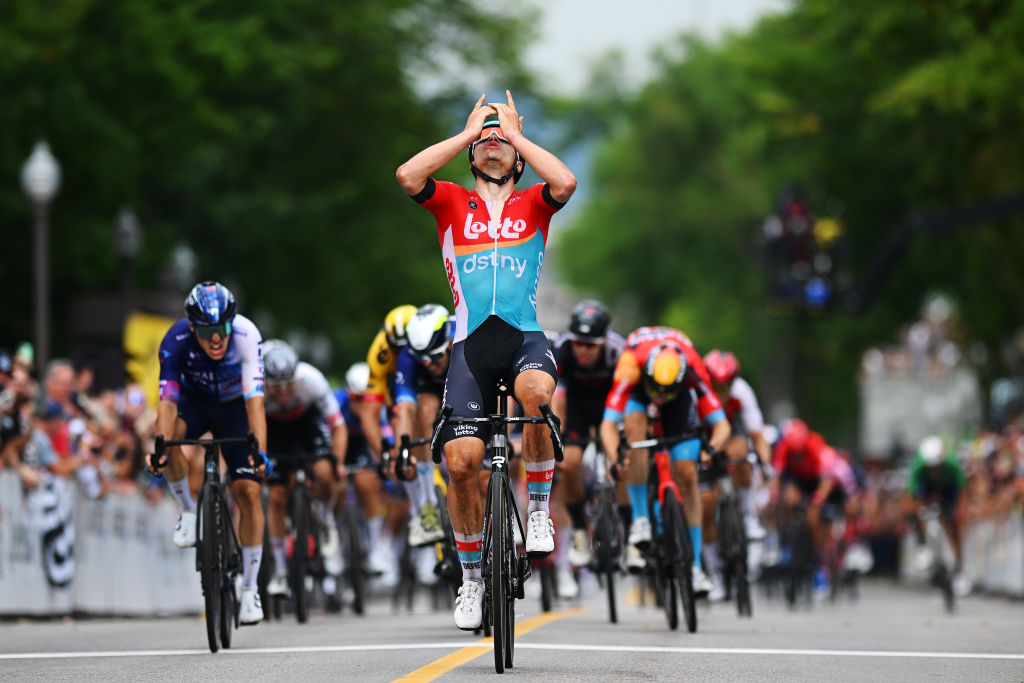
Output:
[
  {"xmin": 447, "ymin": 443, "xmax": 483, "ymax": 487},
  {"xmin": 514, "ymin": 370, "xmax": 554, "ymax": 413},
  {"xmin": 268, "ymin": 485, "xmax": 288, "ymax": 510}
]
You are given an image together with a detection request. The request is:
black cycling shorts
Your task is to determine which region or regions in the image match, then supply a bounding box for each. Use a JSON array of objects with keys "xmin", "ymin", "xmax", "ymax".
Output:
[
  {"xmin": 562, "ymin": 390, "xmax": 606, "ymax": 444},
  {"xmin": 266, "ymin": 408, "xmax": 334, "ymax": 486},
  {"xmin": 440, "ymin": 315, "xmax": 557, "ymax": 445}
]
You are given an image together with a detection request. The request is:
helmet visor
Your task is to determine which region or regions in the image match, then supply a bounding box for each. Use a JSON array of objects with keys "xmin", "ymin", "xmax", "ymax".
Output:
[{"xmin": 194, "ymin": 321, "xmax": 232, "ymax": 340}]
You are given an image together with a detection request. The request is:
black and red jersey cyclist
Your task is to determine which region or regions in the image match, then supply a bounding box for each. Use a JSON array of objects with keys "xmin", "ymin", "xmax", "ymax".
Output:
[
  {"xmin": 550, "ymin": 300, "xmax": 625, "ymax": 578},
  {"xmin": 396, "ymin": 90, "xmax": 576, "ymax": 631}
]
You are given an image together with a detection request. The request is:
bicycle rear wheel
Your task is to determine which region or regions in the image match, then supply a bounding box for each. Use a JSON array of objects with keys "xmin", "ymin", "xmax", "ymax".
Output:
[
  {"xmin": 664, "ymin": 493, "xmax": 697, "ymax": 633},
  {"xmin": 719, "ymin": 498, "xmax": 752, "ymax": 618},
  {"xmin": 291, "ymin": 490, "xmax": 311, "ymax": 624},
  {"xmin": 198, "ymin": 487, "xmax": 222, "ymax": 652},
  {"xmin": 489, "ymin": 477, "xmax": 509, "ymax": 673},
  {"xmin": 220, "ymin": 582, "xmax": 235, "ymax": 648},
  {"xmin": 592, "ymin": 490, "xmax": 621, "ymax": 624},
  {"xmin": 538, "ymin": 560, "xmax": 554, "ymax": 613}
]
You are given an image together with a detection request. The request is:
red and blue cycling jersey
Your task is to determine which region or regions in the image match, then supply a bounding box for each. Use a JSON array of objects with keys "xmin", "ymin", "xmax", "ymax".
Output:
[
  {"xmin": 158, "ymin": 315, "xmax": 264, "ymax": 403},
  {"xmin": 412, "ymin": 178, "xmax": 564, "ymax": 341}
]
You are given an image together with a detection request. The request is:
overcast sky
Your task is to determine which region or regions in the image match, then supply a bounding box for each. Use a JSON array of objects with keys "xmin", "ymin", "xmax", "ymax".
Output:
[{"xmin": 524, "ymin": 0, "xmax": 790, "ymax": 93}]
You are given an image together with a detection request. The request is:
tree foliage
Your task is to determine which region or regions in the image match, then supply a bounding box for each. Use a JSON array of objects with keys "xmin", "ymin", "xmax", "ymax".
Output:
[
  {"xmin": 556, "ymin": 0, "xmax": 1024, "ymax": 441},
  {"xmin": 0, "ymin": 0, "xmax": 537, "ymax": 367}
]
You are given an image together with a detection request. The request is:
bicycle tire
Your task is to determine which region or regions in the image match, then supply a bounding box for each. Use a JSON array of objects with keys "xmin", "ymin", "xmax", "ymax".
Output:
[
  {"xmin": 343, "ymin": 505, "xmax": 366, "ymax": 616},
  {"xmin": 719, "ymin": 498, "xmax": 752, "ymax": 617},
  {"xmin": 489, "ymin": 477, "xmax": 507, "ymax": 673},
  {"xmin": 937, "ymin": 565, "xmax": 955, "ymax": 613},
  {"xmin": 664, "ymin": 493, "xmax": 697, "ymax": 633},
  {"xmin": 199, "ymin": 488, "xmax": 222, "ymax": 652},
  {"xmin": 606, "ymin": 568, "xmax": 618, "ymax": 624},
  {"xmin": 291, "ymin": 489, "xmax": 310, "ymax": 624},
  {"xmin": 220, "ymin": 583, "xmax": 234, "ymax": 648},
  {"xmin": 593, "ymin": 492, "xmax": 620, "ymax": 623},
  {"xmin": 539, "ymin": 560, "xmax": 554, "ymax": 613}
]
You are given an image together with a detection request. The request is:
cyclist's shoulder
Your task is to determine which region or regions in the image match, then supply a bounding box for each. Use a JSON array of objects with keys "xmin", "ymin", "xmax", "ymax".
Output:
[
  {"xmin": 366, "ymin": 329, "xmax": 393, "ymax": 373},
  {"xmin": 295, "ymin": 361, "xmax": 329, "ymax": 389},
  {"xmin": 160, "ymin": 318, "xmax": 193, "ymax": 350}
]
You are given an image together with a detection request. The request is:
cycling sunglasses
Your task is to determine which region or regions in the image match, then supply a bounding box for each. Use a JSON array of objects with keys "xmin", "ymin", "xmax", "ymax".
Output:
[
  {"xmin": 413, "ymin": 347, "xmax": 449, "ymax": 364},
  {"xmin": 194, "ymin": 321, "xmax": 233, "ymax": 340}
]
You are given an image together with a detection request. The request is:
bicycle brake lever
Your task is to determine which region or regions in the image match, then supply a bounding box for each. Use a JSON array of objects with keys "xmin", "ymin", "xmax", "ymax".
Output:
[
  {"xmin": 431, "ymin": 405, "xmax": 453, "ymax": 464},
  {"xmin": 149, "ymin": 434, "xmax": 166, "ymax": 475},
  {"xmin": 539, "ymin": 403, "xmax": 563, "ymax": 462}
]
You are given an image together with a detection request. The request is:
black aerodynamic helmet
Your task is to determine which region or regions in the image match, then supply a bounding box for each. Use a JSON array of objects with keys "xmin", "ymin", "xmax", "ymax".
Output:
[{"xmin": 568, "ymin": 299, "xmax": 611, "ymax": 343}]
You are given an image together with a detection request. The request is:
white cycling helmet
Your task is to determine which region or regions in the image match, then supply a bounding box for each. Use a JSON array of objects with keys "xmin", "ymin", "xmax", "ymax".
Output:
[
  {"xmin": 918, "ymin": 435, "xmax": 944, "ymax": 467},
  {"xmin": 406, "ymin": 304, "xmax": 453, "ymax": 361},
  {"xmin": 345, "ymin": 361, "xmax": 370, "ymax": 395}
]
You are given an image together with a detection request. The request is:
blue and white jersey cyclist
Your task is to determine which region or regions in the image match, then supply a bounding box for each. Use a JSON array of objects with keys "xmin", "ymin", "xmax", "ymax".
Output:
[
  {"xmin": 397, "ymin": 90, "xmax": 576, "ymax": 631},
  {"xmin": 153, "ymin": 280, "xmax": 269, "ymax": 625}
]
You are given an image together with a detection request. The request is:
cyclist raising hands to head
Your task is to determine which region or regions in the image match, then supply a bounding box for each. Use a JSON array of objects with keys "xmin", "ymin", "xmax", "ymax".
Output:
[{"xmin": 397, "ymin": 90, "xmax": 576, "ymax": 630}]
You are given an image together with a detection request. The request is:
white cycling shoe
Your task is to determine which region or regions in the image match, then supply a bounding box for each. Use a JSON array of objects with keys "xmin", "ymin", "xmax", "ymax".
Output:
[
  {"xmin": 454, "ymin": 579, "xmax": 484, "ymax": 630},
  {"xmin": 628, "ymin": 517, "xmax": 652, "ymax": 547},
  {"xmin": 267, "ymin": 569, "xmax": 288, "ymax": 596},
  {"xmin": 173, "ymin": 511, "xmax": 197, "ymax": 548},
  {"xmin": 556, "ymin": 567, "xmax": 579, "ymax": 599},
  {"xmin": 692, "ymin": 567, "xmax": 713, "ymax": 597},
  {"xmin": 626, "ymin": 544, "xmax": 647, "ymax": 573},
  {"xmin": 568, "ymin": 529, "xmax": 593, "ymax": 568},
  {"xmin": 744, "ymin": 515, "xmax": 767, "ymax": 541},
  {"xmin": 239, "ymin": 588, "xmax": 264, "ymax": 625},
  {"xmin": 525, "ymin": 510, "xmax": 555, "ymax": 556}
]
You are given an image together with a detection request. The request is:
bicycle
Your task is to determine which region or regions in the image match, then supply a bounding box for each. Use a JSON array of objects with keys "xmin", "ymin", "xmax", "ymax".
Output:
[
  {"xmin": 582, "ymin": 437, "xmax": 623, "ymax": 624},
  {"xmin": 617, "ymin": 427, "xmax": 698, "ymax": 633},
  {"xmin": 775, "ymin": 498, "xmax": 815, "ymax": 609},
  {"xmin": 430, "ymin": 382, "xmax": 563, "ymax": 674},
  {"xmin": 704, "ymin": 449, "xmax": 752, "ymax": 617},
  {"xmin": 266, "ymin": 453, "xmax": 325, "ymax": 624},
  {"xmin": 151, "ymin": 432, "xmax": 265, "ymax": 653},
  {"xmin": 917, "ymin": 503, "xmax": 956, "ymax": 613},
  {"xmin": 337, "ymin": 473, "xmax": 369, "ymax": 616}
]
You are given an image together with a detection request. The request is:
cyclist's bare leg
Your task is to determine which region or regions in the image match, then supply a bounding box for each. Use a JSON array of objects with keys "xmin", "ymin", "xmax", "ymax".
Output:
[
  {"xmin": 161, "ymin": 417, "xmax": 192, "ymax": 502},
  {"xmin": 672, "ymin": 459, "xmax": 701, "ymax": 548},
  {"xmin": 515, "ymin": 369, "xmax": 557, "ymax": 464},
  {"xmin": 232, "ymin": 479, "xmax": 265, "ymax": 546},
  {"xmin": 312, "ymin": 458, "xmax": 336, "ymax": 502},
  {"xmin": 353, "ymin": 469, "xmax": 381, "ymax": 520},
  {"xmin": 701, "ymin": 487, "xmax": 719, "ymax": 544},
  {"xmin": 559, "ymin": 444, "xmax": 586, "ymax": 506},
  {"xmin": 446, "ymin": 437, "xmax": 486, "ymax": 534},
  {"xmin": 622, "ymin": 411, "xmax": 649, "ymax": 487},
  {"xmin": 416, "ymin": 395, "xmax": 441, "ymax": 506},
  {"xmin": 939, "ymin": 515, "xmax": 962, "ymax": 571},
  {"xmin": 267, "ymin": 482, "xmax": 290, "ymax": 539}
]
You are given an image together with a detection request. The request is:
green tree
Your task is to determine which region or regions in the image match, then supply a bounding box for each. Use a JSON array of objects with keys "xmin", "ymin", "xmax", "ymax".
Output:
[
  {"xmin": 556, "ymin": 0, "xmax": 1024, "ymax": 443},
  {"xmin": 0, "ymin": 0, "xmax": 538, "ymax": 370}
]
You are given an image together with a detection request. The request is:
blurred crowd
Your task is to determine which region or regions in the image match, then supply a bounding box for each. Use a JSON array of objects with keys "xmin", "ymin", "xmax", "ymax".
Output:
[
  {"xmin": 3, "ymin": 339, "xmax": 1022, "ymax": 583},
  {"xmin": 0, "ymin": 346, "xmax": 159, "ymax": 501}
]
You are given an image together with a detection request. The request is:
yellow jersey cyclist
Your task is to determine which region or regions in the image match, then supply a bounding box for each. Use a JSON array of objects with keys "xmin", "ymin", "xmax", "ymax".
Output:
[
  {"xmin": 261, "ymin": 339, "xmax": 348, "ymax": 599},
  {"xmin": 396, "ymin": 90, "xmax": 577, "ymax": 630},
  {"xmin": 392, "ymin": 304, "xmax": 455, "ymax": 548}
]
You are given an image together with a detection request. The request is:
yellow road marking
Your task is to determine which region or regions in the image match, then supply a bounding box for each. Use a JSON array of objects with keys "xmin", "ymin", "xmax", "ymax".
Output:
[{"xmin": 392, "ymin": 608, "xmax": 586, "ymax": 682}]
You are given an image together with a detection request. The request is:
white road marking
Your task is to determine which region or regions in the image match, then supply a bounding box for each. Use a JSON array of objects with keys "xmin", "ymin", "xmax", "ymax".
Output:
[{"xmin": 2, "ymin": 642, "xmax": 1022, "ymax": 661}]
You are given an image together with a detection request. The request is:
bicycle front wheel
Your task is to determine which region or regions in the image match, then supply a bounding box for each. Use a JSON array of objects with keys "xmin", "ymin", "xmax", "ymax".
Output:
[
  {"xmin": 489, "ymin": 477, "xmax": 509, "ymax": 673},
  {"xmin": 291, "ymin": 491, "xmax": 311, "ymax": 624},
  {"xmin": 342, "ymin": 504, "xmax": 366, "ymax": 615},
  {"xmin": 664, "ymin": 493, "xmax": 697, "ymax": 633},
  {"xmin": 198, "ymin": 488, "xmax": 222, "ymax": 652}
]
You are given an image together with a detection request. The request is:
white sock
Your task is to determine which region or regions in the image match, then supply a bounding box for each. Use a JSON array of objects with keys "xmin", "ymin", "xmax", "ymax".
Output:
[
  {"xmin": 313, "ymin": 499, "xmax": 334, "ymax": 526},
  {"xmin": 242, "ymin": 545, "xmax": 263, "ymax": 590},
  {"xmin": 271, "ymin": 537, "xmax": 287, "ymax": 572},
  {"xmin": 167, "ymin": 476, "xmax": 195, "ymax": 513},
  {"xmin": 418, "ymin": 462, "xmax": 438, "ymax": 506},
  {"xmin": 555, "ymin": 523, "xmax": 571, "ymax": 569},
  {"xmin": 403, "ymin": 479, "xmax": 425, "ymax": 516},
  {"xmin": 738, "ymin": 487, "xmax": 755, "ymax": 517},
  {"xmin": 704, "ymin": 542, "xmax": 721, "ymax": 577},
  {"xmin": 367, "ymin": 516, "xmax": 384, "ymax": 548}
]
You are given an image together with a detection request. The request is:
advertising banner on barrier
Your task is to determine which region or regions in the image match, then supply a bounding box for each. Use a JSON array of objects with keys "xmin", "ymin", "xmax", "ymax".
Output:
[{"xmin": 0, "ymin": 472, "xmax": 203, "ymax": 616}]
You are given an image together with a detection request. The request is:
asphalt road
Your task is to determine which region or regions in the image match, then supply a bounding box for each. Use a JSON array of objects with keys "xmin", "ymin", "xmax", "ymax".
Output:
[{"xmin": 2, "ymin": 576, "xmax": 1022, "ymax": 682}]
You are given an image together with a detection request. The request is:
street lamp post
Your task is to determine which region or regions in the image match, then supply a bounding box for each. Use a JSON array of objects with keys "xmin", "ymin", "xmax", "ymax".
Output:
[
  {"xmin": 114, "ymin": 205, "xmax": 142, "ymax": 320},
  {"xmin": 21, "ymin": 141, "xmax": 61, "ymax": 375}
]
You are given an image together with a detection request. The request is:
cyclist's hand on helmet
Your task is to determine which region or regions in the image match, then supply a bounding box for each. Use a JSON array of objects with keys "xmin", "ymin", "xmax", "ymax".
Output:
[
  {"xmin": 489, "ymin": 90, "xmax": 523, "ymax": 138},
  {"xmin": 465, "ymin": 93, "xmax": 496, "ymax": 137}
]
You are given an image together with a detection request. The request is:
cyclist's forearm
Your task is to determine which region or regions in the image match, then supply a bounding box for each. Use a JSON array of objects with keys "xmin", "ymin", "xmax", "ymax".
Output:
[
  {"xmin": 707, "ymin": 419, "xmax": 731, "ymax": 452},
  {"xmin": 599, "ymin": 419, "xmax": 620, "ymax": 461},
  {"xmin": 505, "ymin": 131, "xmax": 576, "ymax": 202},
  {"xmin": 750, "ymin": 431, "xmax": 771, "ymax": 466},
  {"xmin": 244, "ymin": 395, "xmax": 267, "ymax": 453},
  {"xmin": 396, "ymin": 131, "xmax": 477, "ymax": 195},
  {"xmin": 155, "ymin": 400, "xmax": 178, "ymax": 441},
  {"xmin": 331, "ymin": 422, "xmax": 348, "ymax": 463},
  {"xmin": 359, "ymin": 400, "xmax": 384, "ymax": 458}
]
